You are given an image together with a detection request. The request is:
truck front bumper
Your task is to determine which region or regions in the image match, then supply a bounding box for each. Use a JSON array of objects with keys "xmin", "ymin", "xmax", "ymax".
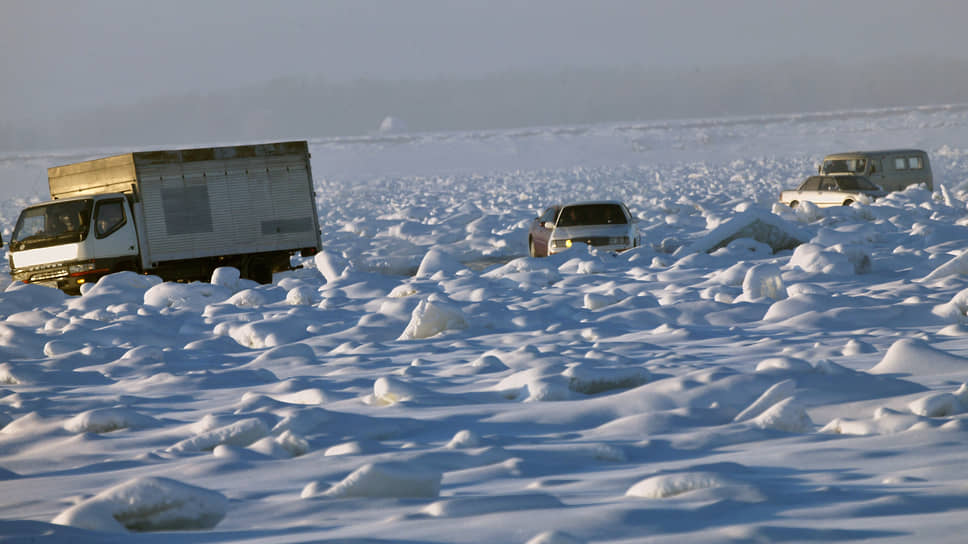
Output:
[{"xmin": 12, "ymin": 259, "xmax": 115, "ymax": 294}]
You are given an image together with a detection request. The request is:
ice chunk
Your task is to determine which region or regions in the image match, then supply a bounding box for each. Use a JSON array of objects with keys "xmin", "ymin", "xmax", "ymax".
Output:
[
  {"xmin": 52, "ymin": 477, "xmax": 227, "ymax": 532},
  {"xmin": 399, "ymin": 294, "xmax": 467, "ymax": 339},
  {"xmin": 302, "ymin": 462, "xmax": 441, "ymax": 499}
]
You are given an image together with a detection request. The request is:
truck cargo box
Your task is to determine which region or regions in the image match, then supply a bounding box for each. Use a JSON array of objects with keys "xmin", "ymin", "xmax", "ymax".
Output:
[{"xmin": 47, "ymin": 141, "xmax": 321, "ymax": 266}]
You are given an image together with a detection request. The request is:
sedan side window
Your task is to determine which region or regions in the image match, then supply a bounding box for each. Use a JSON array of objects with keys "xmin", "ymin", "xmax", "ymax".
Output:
[
  {"xmin": 94, "ymin": 200, "xmax": 126, "ymax": 238},
  {"xmin": 800, "ymin": 177, "xmax": 822, "ymax": 191}
]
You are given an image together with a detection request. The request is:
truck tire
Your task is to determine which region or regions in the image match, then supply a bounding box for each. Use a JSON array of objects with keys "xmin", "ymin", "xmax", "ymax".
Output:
[{"xmin": 243, "ymin": 256, "xmax": 273, "ymax": 284}]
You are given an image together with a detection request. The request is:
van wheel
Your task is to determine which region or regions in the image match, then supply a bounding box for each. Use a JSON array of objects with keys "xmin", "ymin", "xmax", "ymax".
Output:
[
  {"xmin": 789, "ymin": 201, "xmax": 799, "ymax": 208},
  {"xmin": 842, "ymin": 199, "xmax": 854, "ymax": 206}
]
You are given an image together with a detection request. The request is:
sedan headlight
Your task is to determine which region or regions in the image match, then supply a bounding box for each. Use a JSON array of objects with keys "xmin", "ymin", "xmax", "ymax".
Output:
[
  {"xmin": 609, "ymin": 236, "xmax": 629, "ymax": 245},
  {"xmin": 551, "ymin": 239, "xmax": 572, "ymax": 249}
]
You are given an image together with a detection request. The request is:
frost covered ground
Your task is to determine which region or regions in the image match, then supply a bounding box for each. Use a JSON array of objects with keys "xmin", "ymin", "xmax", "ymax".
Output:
[{"xmin": 4, "ymin": 105, "xmax": 968, "ymax": 542}]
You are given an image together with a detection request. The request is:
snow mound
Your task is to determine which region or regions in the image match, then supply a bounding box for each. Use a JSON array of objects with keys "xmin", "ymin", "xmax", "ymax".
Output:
[
  {"xmin": 399, "ymin": 294, "xmax": 467, "ymax": 339},
  {"xmin": 422, "ymin": 493, "xmax": 563, "ymax": 517},
  {"xmin": 739, "ymin": 263, "xmax": 785, "ymax": 301},
  {"xmin": 247, "ymin": 430, "xmax": 310, "ymax": 458},
  {"xmin": 583, "ymin": 288, "xmax": 630, "ymax": 310},
  {"xmin": 52, "ymin": 476, "xmax": 227, "ymax": 532},
  {"xmin": 626, "ymin": 472, "xmax": 736, "ymax": 499},
  {"xmin": 367, "ymin": 376, "xmax": 429, "ymax": 405},
  {"xmin": 920, "ymin": 248, "xmax": 968, "ymax": 283},
  {"xmin": 416, "ymin": 248, "xmax": 466, "ymax": 278},
  {"xmin": 144, "ymin": 282, "xmax": 233, "ymax": 311},
  {"xmin": 210, "ymin": 267, "xmax": 241, "ymax": 289},
  {"xmin": 750, "ymin": 397, "xmax": 812, "ymax": 432},
  {"xmin": 754, "ymin": 357, "xmax": 814, "ymax": 374},
  {"xmin": 446, "ymin": 429, "xmax": 483, "ymax": 449},
  {"xmin": 869, "ymin": 338, "xmax": 968, "ymax": 376},
  {"xmin": 314, "ymin": 250, "xmax": 351, "ymax": 283},
  {"xmin": 563, "ymin": 362, "xmax": 649, "ymax": 394},
  {"xmin": 64, "ymin": 408, "xmax": 158, "ymax": 434},
  {"xmin": 734, "ymin": 379, "xmax": 797, "ymax": 421},
  {"xmin": 80, "ymin": 271, "xmax": 160, "ymax": 301},
  {"xmin": 496, "ymin": 369, "xmax": 574, "ymax": 402},
  {"xmin": 286, "ymin": 285, "xmax": 320, "ymax": 306},
  {"xmin": 526, "ymin": 531, "xmax": 586, "ymax": 544},
  {"xmin": 788, "ymin": 243, "xmax": 868, "ymax": 275},
  {"xmin": 683, "ymin": 210, "xmax": 808, "ymax": 254},
  {"xmin": 820, "ymin": 407, "xmax": 927, "ymax": 435},
  {"xmin": 167, "ymin": 417, "xmax": 270, "ymax": 453},
  {"xmin": 932, "ymin": 286, "xmax": 968, "ymax": 322},
  {"xmin": 302, "ymin": 462, "xmax": 441, "ymax": 499},
  {"xmin": 908, "ymin": 385, "xmax": 968, "ymax": 417}
]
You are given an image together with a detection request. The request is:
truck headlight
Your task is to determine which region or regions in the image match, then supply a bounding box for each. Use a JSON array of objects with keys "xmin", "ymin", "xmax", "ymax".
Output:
[{"xmin": 68, "ymin": 262, "xmax": 96, "ymax": 274}]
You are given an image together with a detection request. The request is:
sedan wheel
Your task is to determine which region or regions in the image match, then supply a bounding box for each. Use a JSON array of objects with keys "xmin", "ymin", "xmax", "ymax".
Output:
[
  {"xmin": 529, "ymin": 237, "xmax": 537, "ymax": 257},
  {"xmin": 789, "ymin": 201, "xmax": 799, "ymax": 208},
  {"xmin": 842, "ymin": 199, "xmax": 854, "ymax": 206}
]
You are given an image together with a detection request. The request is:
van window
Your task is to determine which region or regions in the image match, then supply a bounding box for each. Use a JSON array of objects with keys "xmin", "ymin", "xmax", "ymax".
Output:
[
  {"xmin": 821, "ymin": 159, "xmax": 866, "ymax": 174},
  {"xmin": 908, "ymin": 156, "xmax": 923, "ymax": 169},
  {"xmin": 895, "ymin": 157, "xmax": 908, "ymax": 170}
]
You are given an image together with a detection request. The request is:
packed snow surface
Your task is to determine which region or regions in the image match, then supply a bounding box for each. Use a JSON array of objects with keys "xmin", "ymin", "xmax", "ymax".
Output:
[{"xmin": 4, "ymin": 105, "xmax": 968, "ymax": 541}]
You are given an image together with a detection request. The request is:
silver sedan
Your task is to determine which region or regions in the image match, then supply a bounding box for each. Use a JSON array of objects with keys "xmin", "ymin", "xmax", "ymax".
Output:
[{"xmin": 529, "ymin": 200, "xmax": 640, "ymax": 257}]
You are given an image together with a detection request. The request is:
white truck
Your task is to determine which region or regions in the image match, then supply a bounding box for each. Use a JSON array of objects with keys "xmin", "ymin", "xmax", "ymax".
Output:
[{"xmin": 7, "ymin": 140, "xmax": 322, "ymax": 294}]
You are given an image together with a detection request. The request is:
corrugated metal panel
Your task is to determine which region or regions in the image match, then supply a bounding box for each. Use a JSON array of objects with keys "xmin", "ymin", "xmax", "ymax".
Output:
[
  {"xmin": 133, "ymin": 145, "xmax": 317, "ymax": 263},
  {"xmin": 48, "ymin": 153, "xmax": 138, "ymax": 199}
]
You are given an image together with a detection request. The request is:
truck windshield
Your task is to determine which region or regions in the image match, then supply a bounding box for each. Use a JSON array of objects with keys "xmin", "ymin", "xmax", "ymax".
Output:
[
  {"xmin": 822, "ymin": 158, "xmax": 867, "ymax": 174},
  {"xmin": 10, "ymin": 199, "xmax": 93, "ymax": 251}
]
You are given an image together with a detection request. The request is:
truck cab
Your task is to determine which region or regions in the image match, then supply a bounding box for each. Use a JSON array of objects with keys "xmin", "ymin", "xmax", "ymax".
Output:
[{"xmin": 8, "ymin": 193, "xmax": 139, "ymax": 293}]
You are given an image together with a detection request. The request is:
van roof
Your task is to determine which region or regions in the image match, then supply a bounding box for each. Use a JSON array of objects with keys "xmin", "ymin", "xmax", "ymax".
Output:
[{"xmin": 823, "ymin": 149, "xmax": 927, "ymax": 160}]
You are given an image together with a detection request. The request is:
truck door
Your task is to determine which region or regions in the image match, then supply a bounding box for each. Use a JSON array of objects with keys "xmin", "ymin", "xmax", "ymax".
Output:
[{"xmin": 90, "ymin": 198, "xmax": 138, "ymax": 265}]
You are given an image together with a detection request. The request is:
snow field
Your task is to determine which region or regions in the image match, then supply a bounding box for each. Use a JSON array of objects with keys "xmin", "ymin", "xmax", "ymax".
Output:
[{"xmin": 2, "ymin": 106, "xmax": 968, "ymax": 541}]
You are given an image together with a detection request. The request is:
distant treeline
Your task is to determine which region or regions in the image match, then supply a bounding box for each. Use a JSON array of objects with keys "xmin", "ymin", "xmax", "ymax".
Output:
[{"xmin": 3, "ymin": 57, "xmax": 967, "ymax": 151}]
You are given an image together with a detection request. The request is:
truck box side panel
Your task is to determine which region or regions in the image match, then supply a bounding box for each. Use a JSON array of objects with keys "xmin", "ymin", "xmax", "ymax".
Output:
[
  {"xmin": 134, "ymin": 149, "xmax": 319, "ymax": 264},
  {"xmin": 48, "ymin": 154, "xmax": 138, "ymax": 199}
]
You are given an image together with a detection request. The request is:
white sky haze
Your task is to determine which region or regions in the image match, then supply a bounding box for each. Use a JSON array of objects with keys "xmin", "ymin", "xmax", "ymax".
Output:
[{"xmin": 3, "ymin": 0, "xmax": 967, "ymax": 120}]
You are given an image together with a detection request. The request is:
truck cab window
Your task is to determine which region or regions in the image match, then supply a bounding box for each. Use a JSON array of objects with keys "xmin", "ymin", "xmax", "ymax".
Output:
[{"xmin": 95, "ymin": 200, "xmax": 126, "ymax": 238}]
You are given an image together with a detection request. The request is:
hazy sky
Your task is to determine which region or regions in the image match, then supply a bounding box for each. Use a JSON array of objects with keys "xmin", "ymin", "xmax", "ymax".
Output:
[{"xmin": 3, "ymin": 0, "xmax": 967, "ymax": 122}]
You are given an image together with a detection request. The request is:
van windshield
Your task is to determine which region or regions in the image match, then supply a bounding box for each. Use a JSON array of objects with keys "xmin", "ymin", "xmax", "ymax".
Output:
[
  {"xmin": 10, "ymin": 199, "xmax": 93, "ymax": 251},
  {"xmin": 822, "ymin": 158, "xmax": 867, "ymax": 174}
]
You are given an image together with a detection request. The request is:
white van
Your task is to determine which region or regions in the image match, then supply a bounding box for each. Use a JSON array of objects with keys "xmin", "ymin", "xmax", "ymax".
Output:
[{"xmin": 819, "ymin": 149, "xmax": 932, "ymax": 192}]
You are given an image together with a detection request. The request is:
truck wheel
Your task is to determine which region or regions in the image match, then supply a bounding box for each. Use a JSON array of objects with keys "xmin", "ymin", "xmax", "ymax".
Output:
[{"xmin": 243, "ymin": 257, "xmax": 272, "ymax": 284}]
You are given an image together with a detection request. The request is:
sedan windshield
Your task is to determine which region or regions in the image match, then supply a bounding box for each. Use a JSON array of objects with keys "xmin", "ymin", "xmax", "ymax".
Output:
[
  {"xmin": 10, "ymin": 199, "xmax": 93, "ymax": 251},
  {"xmin": 557, "ymin": 204, "xmax": 627, "ymax": 227}
]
